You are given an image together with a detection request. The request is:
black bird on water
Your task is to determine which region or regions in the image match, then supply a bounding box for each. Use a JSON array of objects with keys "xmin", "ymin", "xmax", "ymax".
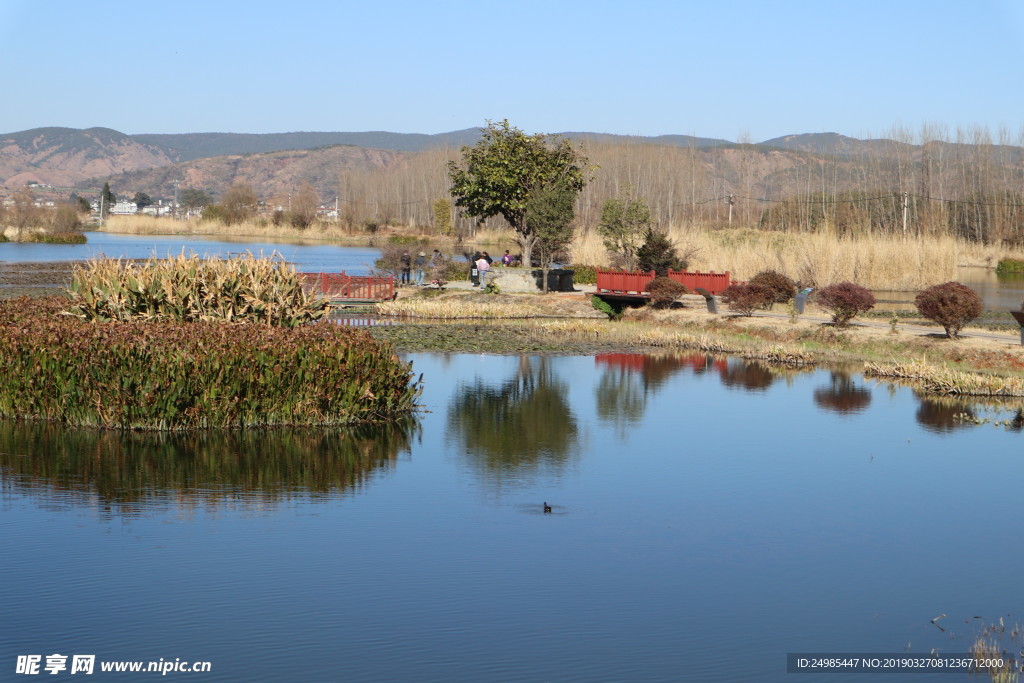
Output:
[{"xmin": 543, "ymin": 502, "xmax": 552, "ymax": 513}]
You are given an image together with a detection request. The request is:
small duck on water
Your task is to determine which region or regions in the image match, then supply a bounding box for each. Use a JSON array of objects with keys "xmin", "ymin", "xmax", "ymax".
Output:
[{"xmin": 543, "ymin": 502, "xmax": 552, "ymax": 513}]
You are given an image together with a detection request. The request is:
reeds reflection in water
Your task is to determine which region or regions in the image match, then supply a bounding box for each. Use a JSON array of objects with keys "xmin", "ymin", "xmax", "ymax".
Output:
[{"xmin": 0, "ymin": 418, "xmax": 416, "ymax": 514}]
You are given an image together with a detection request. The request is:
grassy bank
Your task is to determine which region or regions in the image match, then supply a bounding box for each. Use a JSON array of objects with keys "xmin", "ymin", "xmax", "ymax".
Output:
[{"xmin": 371, "ymin": 292, "xmax": 1024, "ymax": 397}]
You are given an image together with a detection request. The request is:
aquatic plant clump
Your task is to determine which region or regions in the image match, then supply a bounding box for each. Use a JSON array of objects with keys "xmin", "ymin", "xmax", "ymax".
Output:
[
  {"xmin": 66, "ymin": 252, "xmax": 329, "ymax": 327},
  {"xmin": 0, "ymin": 297, "xmax": 420, "ymax": 430}
]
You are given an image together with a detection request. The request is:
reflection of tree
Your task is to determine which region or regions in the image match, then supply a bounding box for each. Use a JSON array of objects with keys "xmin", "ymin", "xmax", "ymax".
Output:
[
  {"xmin": 594, "ymin": 354, "xmax": 710, "ymax": 433},
  {"xmin": 813, "ymin": 372, "xmax": 872, "ymax": 415},
  {"xmin": 447, "ymin": 357, "xmax": 577, "ymax": 483},
  {"xmin": 595, "ymin": 366, "xmax": 646, "ymax": 435},
  {"xmin": 915, "ymin": 398, "xmax": 975, "ymax": 433},
  {"xmin": 718, "ymin": 360, "xmax": 775, "ymax": 391},
  {"xmin": 0, "ymin": 419, "xmax": 415, "ymax": 514}
]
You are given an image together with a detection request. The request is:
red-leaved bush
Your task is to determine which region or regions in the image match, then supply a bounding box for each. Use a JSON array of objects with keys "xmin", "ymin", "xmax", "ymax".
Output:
[
  {"xmin": 815, "ymin": 282, "xmax": 876, "ymax": 326},
  {"xmin": 646, "ymin": 277, "xmax": 687, "ymax": 308},
  {"xmin": 721, "ymin": 282, "xmax": 774, "ymax": 316},
  {"xmin": 748, "ymin": 270, "xmax": 797, "ymax": 306},
  {"xmin": 914, "ymin": 281, "xmax": 982, "ymax": 339}
]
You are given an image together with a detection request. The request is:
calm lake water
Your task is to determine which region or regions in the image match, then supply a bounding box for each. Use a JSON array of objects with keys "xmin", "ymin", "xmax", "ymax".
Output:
[
  {"xmin": 0, "ymin": 232, "xmax": 380, "ymax": 274},
  {"xmin": 3, "ymin": 353, "xmax": 1023, "ymax": 682}
]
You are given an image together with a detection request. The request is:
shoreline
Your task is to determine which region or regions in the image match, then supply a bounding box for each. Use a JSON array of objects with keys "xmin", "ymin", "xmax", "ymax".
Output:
[{"xmin": 4, "ymin": 258, "xmax": 1024, "ymax": 397}]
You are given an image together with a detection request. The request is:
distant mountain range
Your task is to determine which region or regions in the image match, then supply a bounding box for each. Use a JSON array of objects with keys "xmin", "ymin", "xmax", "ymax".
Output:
[{"xmin": 1, "ymin": 125, "xmax": 1015, "ymax": 202}]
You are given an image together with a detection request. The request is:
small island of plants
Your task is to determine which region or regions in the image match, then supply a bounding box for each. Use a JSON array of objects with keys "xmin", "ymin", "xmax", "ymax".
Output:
[{"xmin": 0, "ymin": 254, "xmax": 421, "ymax": 430}]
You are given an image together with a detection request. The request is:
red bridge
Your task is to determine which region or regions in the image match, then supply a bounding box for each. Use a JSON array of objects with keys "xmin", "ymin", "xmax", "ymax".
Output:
[
  {"xmin": 595, "ymin": 268, "xmax": 734, "ymax": 296},
  {"xmin": 300, "ymin": 272, "xmax": 395, "ymax": 304}
]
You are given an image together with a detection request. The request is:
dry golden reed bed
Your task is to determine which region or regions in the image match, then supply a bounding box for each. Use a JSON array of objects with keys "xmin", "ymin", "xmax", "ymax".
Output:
[
  {"xmin": 570, "ymin": 228, "xmax": 1018, "ymax": 290},
  {"xmin": 106, "ymin": 215, "xmax": 1024, "ymax": 290}
]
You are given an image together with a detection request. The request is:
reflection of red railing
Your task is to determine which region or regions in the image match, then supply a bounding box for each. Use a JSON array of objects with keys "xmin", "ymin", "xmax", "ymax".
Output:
[
  {"xmin": 596, "ymin": 269, "xmax": 734, "ymax": 294},
  {"xmin": 596, "ymin": 352, "xmax": 729, "ymax": 376},
  {"xmin": 300, "ymin": 272, "xmax": 395, "ymax": 302}
]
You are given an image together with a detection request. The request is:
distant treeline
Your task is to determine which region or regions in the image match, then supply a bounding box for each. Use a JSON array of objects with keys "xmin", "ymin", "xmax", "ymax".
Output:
[{"xmin": 334, "ymin": 125, "xmax": 1024, "ymax": 244}]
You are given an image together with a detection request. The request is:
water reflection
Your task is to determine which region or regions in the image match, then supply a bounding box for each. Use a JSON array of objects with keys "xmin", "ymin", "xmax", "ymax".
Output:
[
  {"xmin": 447, "ymin": 357, "xmax": 578, "ymax": 484},
  {"xmin": 0, "ymin": 419, "xmax": 415, "ymax": 513},
  {"xmin": 914, "ymin": 396, "xmax": 978, "ymax": 433},
  {"xmin": 812, "ymin": 371, "xmax": 873, "ymax": 415}
]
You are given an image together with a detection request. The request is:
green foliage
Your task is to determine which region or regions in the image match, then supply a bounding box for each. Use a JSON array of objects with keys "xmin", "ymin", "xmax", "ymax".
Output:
[
  {"xmin": 432, "ymin": 198, "xmax": 453, "ymax": 235},
  {"xmin": 72, "ymin": 194, "xmax": 92, "ymax": 213},
  {"xmin": 748, "ymin": 270, "xmax": 798, "ymax": 306},
  {"xmin": 100, "ymin": 182, "xmax": 116, "ymax": 215},
  {"xmin": 591, "ymin": 294, "xmax": 622, "ymax": 320},
  {"xmin": 0, "ymin": 297, "xmax": 420, "ymax": 430},
  {"xmin": 636, "ymin": 228, "xmax": 684, "ymax": 276},
  {"xmin": 721, "ymin": 282, "xmax": 774, "ymax": 316},
  {"xmin": 598, "ymin": 197, "xmax": 651, "ymax": 269},
  {"xmin": 66, "ymin": 253, "xmax": 329, "ymax": 327},
  {"xmin": 133, "ymin": 191, "xmax": 153, "ymax": 210},
  {"xmin": 815, "ymin": 282, "xmax": 876, "ymax": 326},
  {"xmin": 527, "ymin": 177, "xmax": 577, "ymax": 290},
  {"xmin": 914, "ymin": 281, "xmax": 983, "ymax": 339},
  {"xmin": 32, "ymin": 231, "xmax": 87, "ymax": 244},
  {"xmin": 180, "ymin": 188, "xmax": 214, "ymax": 210},
  {"xmin": 646, "ymin": 276, "xmax": 687, "ymax": 308},
  {"xmin": 568, "ymin": 264, "xmax": 597, "ymax": 285},
  {"xmin": 448, "ymin": 119, "xmax": 588, "ymax": 266},
  {"xmin": 996, "ymin": 258, "xmax": 1024, "ymax": 274},
  {"xmin": 482, "ymin": 282, "xmax": 501, "ymax": 294}
]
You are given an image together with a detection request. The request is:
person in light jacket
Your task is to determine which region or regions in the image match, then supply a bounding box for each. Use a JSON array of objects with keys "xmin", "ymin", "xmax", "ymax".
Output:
[{"xmin": 475, "ymin": 254, "xmax": 490, "ymax": 288}]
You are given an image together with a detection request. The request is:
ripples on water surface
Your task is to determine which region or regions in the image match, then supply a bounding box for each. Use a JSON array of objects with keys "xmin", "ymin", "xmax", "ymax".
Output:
[{"xmin": 3, "ymin": 353, "xmax": 1023, "ymax": 682}]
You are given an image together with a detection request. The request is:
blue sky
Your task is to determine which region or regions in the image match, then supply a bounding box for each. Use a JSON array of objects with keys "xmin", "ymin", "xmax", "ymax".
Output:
[{"xmin": 1, "ymin": 0, "xmax": 1022, "ymax": 141}]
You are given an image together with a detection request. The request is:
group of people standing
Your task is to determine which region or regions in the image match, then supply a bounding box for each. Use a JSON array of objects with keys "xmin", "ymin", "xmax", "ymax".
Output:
[
  {"xmin": 398, "ymin": 248, "xmax": 519, "ymax": 288},
  {"xmin": 400, "ymin": 249, "xmax": 443, "ymax": 286},
  {"xmin": 472, "ymin": 250, "xmax": 516, "ymax": 287}
]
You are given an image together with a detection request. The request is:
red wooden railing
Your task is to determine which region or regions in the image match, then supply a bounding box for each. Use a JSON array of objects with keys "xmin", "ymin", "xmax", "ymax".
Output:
[
  {"xmin": 300, "ymin": 272, "xmax": 395, "ymax": 302},
  {"xmin": 595, "ymin": 268, "xmax": 734, "ymax": 295}
]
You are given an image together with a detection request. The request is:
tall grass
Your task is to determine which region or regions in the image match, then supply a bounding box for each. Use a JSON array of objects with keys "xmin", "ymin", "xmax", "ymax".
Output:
[
  {"xmin": 67, "ymin": 253, "xmax": 329, "ymax": 327},
  {"xmin": 102, "ymin": 214, "xmax": 361, "ymax": 240},
  {"xmin": 0, "ymin": 297, "xmax": 420, "ymax": 430},
  {"xmin": 570, "ymin": 227, "xmax": 1019, "ymax": 290}
]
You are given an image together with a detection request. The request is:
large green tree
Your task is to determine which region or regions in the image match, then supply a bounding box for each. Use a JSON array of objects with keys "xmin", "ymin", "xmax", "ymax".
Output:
[{"xmin": 448, "ymin": 120, "xmax": 587, "ymax": 267}]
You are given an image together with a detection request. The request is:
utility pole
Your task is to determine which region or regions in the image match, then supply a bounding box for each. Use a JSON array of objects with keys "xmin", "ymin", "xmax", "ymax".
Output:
[
  {"xmin": 726, "ymin": 194, "xmax": 735, "ymax": 226},
  {"xmin": 99, "ymin": 189, "xmax": 105, "ymax": 228},
  {"xmin": 173, "ymin": 180, "xmax": 180, "ymax": 219},
  {"xmin": 902, "ymin": 192, "xmax": 909, "ymax": 235}
]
